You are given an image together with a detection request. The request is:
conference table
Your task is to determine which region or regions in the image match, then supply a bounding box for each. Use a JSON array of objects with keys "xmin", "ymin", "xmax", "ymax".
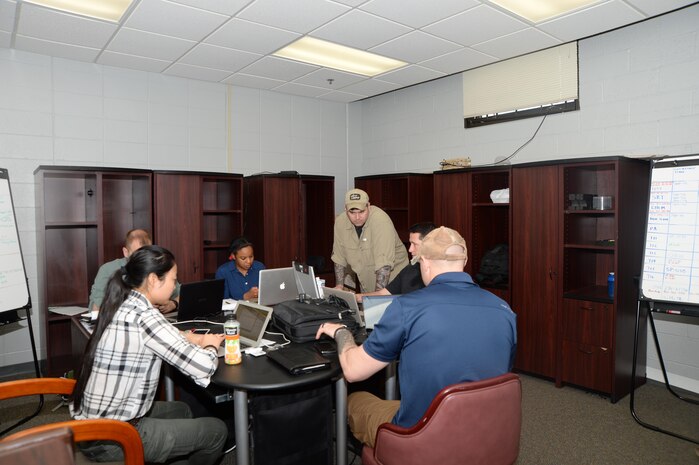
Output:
[{"xmin": 211, "ymin": 347, "xmax": 346, "ymax": 465}]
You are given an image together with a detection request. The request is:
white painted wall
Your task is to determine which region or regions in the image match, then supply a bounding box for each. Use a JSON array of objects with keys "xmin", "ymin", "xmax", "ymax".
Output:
[
  {"xmin": 0, "ymin": 49, "xmax": 348, "ymax": 369},
  {"xmin": 348, "ymin": 5, "xmax": 699, "ymax": 392}
]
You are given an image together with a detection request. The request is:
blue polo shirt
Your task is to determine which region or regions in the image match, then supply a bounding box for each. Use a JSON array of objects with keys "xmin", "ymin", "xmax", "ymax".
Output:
[
  {"xmin": 215, "ymin": 260, "xmax": 265, "ymax": 300},
  {"xmin": 362, "ymin": 271, "xmax": 517, "ymax": 428}
]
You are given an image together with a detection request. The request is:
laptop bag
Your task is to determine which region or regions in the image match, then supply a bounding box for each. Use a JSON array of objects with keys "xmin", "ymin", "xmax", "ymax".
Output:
[{"xmin": 272, "ymin": 298, "xmax": 359, "ymax": 343}]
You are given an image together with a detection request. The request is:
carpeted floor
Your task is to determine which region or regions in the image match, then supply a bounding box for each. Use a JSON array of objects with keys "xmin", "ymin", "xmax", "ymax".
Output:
[{"xmin": 1, "ymin": 374, "xmax": 697, "ymax": 464}]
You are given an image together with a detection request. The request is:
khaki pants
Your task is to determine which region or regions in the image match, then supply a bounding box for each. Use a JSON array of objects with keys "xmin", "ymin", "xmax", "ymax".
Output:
[{"xmin": 348, "ymin": 391, "xmax": 401, "ymax": 448}]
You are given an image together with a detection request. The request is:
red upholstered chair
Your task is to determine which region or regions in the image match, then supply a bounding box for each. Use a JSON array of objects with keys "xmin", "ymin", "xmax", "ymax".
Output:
[
  {"xmin": 361, "ymin": 373, "xmax": 522, "ymax": 465},
  {"xmin": 0, "ymin": 378, "xmax": 144, "ymax": 465}
]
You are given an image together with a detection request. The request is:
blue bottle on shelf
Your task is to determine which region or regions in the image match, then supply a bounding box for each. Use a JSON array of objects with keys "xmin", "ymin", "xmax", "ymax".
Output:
[{"xmin": 607, "ymin": 272, "xmax": 615, "ymax": 299}]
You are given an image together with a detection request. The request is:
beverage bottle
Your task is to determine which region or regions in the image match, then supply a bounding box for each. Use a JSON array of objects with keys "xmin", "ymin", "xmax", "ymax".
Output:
[
  {"xmin": 607, "ymin": 272, "xmax": 615, "ymax": 299},
  {"xmin": 224, "ymin": 317, "xmax": 241, "ymax": 365}
]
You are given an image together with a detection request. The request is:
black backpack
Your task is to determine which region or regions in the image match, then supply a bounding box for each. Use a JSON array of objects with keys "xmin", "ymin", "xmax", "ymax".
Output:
[{"xmin": 476, "ymin": 244, "xmax": 509, "ymax": 286}]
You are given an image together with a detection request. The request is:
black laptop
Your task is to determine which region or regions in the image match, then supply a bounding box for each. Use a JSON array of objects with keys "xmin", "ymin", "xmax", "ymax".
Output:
[{"xmin": 176, "ymin": 279, "xmax": 225, "ymax": 321}]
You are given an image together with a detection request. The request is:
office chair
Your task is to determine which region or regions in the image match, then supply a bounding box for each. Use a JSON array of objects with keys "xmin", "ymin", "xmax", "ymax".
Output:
[
  {"xmin": 0, "ymin": 426, "xmax": 75, "ymax": 465},
  {"xmin": 361, "ymin": 373, "xmax": 522, "ymax": 465},
  {"xmin": 0, "ymin": 378, "xmax": 144, "ymax": 465}
]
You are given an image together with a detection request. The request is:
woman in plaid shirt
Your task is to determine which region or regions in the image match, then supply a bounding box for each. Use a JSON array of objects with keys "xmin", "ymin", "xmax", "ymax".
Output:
[{"xmin": 71, "ymin": 245, "xmax": 227, "ymax": 465}]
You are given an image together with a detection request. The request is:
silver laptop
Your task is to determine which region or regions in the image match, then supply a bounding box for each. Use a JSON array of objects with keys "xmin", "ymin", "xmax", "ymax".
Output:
[
  {"xmin": 362, "ymin": 295, "xmax": 398, "ymax": 329},
  {"xmin": 293, "ymin": 261, "xmax": 320, "ymax": 299},
  {"xmin": 217, "ymin": 300, "xmax": 274, "ymax": 356},
  {"xmin": 258, "ymin": 267, "xmax": 297, "ymax": 306},
  {"xmin": 322, "ymin": 286, "xmax": 363, "ymax": 327}
]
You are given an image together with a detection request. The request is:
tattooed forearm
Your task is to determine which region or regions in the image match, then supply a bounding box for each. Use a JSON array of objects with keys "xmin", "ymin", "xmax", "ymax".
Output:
[
  {"xmin": 334, "ymin": 263, "xmax": 346, "ymax": 287},
  {"xmin": 334, "ymin": 328, "xmax": 356, "ymax": 355},
  {"xmin": 375, "ymin": 265, "xmax": 391, "ymax": 290}
]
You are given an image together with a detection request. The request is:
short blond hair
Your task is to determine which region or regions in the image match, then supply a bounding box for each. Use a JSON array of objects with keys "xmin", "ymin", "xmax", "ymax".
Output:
[{"xmin": 125, "ymin": 229, "xmax": 152, "ymax": 249}]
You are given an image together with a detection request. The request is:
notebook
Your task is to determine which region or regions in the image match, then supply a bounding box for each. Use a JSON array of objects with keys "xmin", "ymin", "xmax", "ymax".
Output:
[
  {"xmin": 266, "ymin": 345, "xmax": 331, "ymax": 375},
  {"xmin": 177, "ymin": 279, "xmax": 225, "ymax": 322},
  {"xmin": 322, "ymin": 286, "xmax": 363, "ymax": 327},
  {"xmin": 258, "ymin": 267, "xmax": 297, "ymax": 306},
  {"xmin": 292, "ymin": 261, "xmax": 320, "ymax": 299},
  {"xmin": 362, "ymin": 295, "xmax": 398, "ymax": 329},
  {"xmin": 235, "ymin": 300, "xmax": 275, "ymax": 348}
]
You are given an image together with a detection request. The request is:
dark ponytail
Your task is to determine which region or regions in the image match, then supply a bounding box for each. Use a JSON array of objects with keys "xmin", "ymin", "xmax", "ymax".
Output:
[{"xmin": 72, "ymin": 245, "xmax": 175, "ymax": 410}]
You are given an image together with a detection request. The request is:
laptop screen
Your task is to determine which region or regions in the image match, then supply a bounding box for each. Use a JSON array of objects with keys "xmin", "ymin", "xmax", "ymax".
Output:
[
  {"xmin": 293, "ymin": 261, "xmax": 319, "ymax": 299},
  {"xmin": 235, "ymin": 301, "xmax": 273, "ymax": 347},
  {"xmin": 176, "ymin": 279, "xmax": 225, "ymax": 321},
  {"xmin": 258, "ymin": 267, "xmax": 297, "ymax": 306},
  {"xmin": 362, "ymin": 295, "xmax": 398, "ymax": 329}
]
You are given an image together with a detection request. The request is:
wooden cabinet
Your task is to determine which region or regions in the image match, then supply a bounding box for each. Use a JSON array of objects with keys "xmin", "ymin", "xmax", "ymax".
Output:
[
  {"xmin": 35, "ymin": 166, "xmax": 152, "ymax": 376},
  {"xmin": 434, "ymin": 167, "xmax": 511, "ymax": 302},
  {"xmin": 512, "ymin": 157, "xmax": 649, "ymax": 401},
  {"xmin": 153, "ymin": 172, "xmax": 243, "ymax": 283},
  {"xmin": 511, "ymin": 164, "xmax": 559, "ymax": 378},
  {"xmin": 243, "ymin": 174, "xmax": 335, "ymax": 283},
  {"xmin": 355, "ymin": 173, "xmax": 433, "ymax": 244}
]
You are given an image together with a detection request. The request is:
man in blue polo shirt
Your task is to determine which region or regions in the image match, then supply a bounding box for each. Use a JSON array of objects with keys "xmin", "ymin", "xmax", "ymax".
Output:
[{"xmin": 316, "ymin": 226, "xmax": 517, "ymax": 448}]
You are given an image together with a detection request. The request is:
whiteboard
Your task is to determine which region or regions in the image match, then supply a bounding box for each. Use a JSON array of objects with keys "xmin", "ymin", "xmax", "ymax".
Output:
[
  {"xmin": 0, "ymin": 169, "xmax": 31, "ymax": 312},
  {"xmin": 640, "ymin": 155, "xmax": 699, "ymax": 306}
]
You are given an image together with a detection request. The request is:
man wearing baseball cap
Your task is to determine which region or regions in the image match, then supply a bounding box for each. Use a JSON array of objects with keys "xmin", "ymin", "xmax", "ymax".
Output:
[
  {"xmin": 317, "ymin": 226, "xmax": 516, "ymax": 448},
  {"xmin": 331, "ymin": 188, "xmax": 409, "ymax": 293}
]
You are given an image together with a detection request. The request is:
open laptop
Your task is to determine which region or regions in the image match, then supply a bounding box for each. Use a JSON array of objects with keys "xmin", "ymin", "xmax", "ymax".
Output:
[
  {"xmin": 177, "ymin": 279, "xmax": 225, "ymax": 322},
  {"xmin": 293, "ymin": 261, "xmax": 320, "ymax": 299},
  {"xmin": 216, "ymin": 300, "xmax": 274, "ymax": 357},
  {"xmin": 322, "ymin": 286, "xmax": 363, "ymax": 327},
  {"xmin": 362, "ymin": 295, "xmax": 398, "ymax": 329},
  {"xmin": 258, "ymin": 267, "xmax": 297, "ymax": 306},
  {"xmin": 235, "ymin": 300, "xmax": 275, "ymax": 348}
]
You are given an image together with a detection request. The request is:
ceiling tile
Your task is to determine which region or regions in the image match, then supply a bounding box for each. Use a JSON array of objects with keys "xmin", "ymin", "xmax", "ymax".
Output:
[
  {"xmin": 179, "ymin": 43, "xmax": 261, "ymax": 72},
  {"xmin": 419, "ymin": 47, "xmax": 497, "ymax": 74},
  {"xmin": 624, "ymin": 0, "xmax": 695, "ymax": 17},
  {"xmin": 17, "ymin": 3, "xmax": 116, "ymax": 48},
  {"xmin": 124, "ymin": 0, "xmax": 228, "ymax": 42},
  {"xmin": 238, "ymin": 0, "xmax": 349, "ymax": 34},
  {"xmin": 168, "ymin": 0, "xmax": 253, "ymax": 16},
  {"xmin": 312, "ymin": 9, "xmax": 411, "ymax": 50},
  {"xmin": 338, "ymin": 78, "xmax": 402, "ymax": 95},
  {"xmin": 14, "ymin": 35, "xmax": 100, "ymax": 62},
  {"xmin": 317, "ymin": 90, "xmax": 367, "ymax": 102},
  {"xmin": 0, "ymin": 0, "xmax": 16, "ymax": 33},
  {"xmin": 223, "ymin": 72, "xmax": 285, "ymax": 89},
  {"xmin": 424, "ymin": 4, "xmax": 528, "ymax": 47},
  {"xmin": 206, "ymin": 18, "xmax": 300, "ymax": 55},
  {"xmin": 360, "ymin": 0, "xmax": 479, "ymax": 28},
  {"xmin": 107, "ymin": 28, "xmax": 195, "ymax": 61},
  {"xmin": 538, "ymin": 1, "xmax": 645, "ymax": 42},
  {"xmin": 293, "ymin": 68, "xmax": 366, "ymax": 88},
  {"xmin": 0, "ymin": 30, "xmax": 9, "ymax": 47},
  {"xmin": 272, "ymin": 82, "xmax": 330, "ymax": 98},
  {"xmin": 378, "ymin": 64, "xmax": 445, "ymax": 86},
  {"xmin": 472, "ymin": 28, "xmax": 561, "ymax": 60},
  {"xmin": 164, "ymin": 62, "xmax": 232, "ymax": 81},
  {"xmin": 239, "ymin": 56, "xmax": 318, "ymax": 81},
  {"xmin": 370, "ymin": 30, "xmax": 461, "ymax": 63},
  {"xmin": 98, "ymin": 50, "xmax": 171, "ymax": 73}
]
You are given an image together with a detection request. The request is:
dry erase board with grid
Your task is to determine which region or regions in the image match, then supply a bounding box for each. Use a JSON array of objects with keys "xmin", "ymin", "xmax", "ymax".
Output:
[
  {"xmin": 0, "ymin": 168, "xmax": 31, "ymax": 314},
  {"xmin": 640, "ymin": 155, "xmax": 699, "ymax": 307}
]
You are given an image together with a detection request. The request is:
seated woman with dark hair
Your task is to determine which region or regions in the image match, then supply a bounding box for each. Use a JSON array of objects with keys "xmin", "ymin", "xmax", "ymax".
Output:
[
  {"xmin": 215, "ymin": 236, "xmax": 266, "ymax": 301},
  {"xmin": 70, "ymin": 245, "xmax": 228, "ymax": 465}
]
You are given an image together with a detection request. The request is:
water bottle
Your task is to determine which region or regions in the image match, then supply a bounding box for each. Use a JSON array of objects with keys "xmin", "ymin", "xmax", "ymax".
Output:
[
  {"xmin": 224, "ymin": 317, "xmax": 241, "ymax": 365},
  {"xmin": 607, "ymin": 272, "xmax": 615, "ymax": 299}
]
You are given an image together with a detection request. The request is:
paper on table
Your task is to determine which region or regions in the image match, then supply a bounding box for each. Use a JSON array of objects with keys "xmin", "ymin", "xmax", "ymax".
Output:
[{"xmin": 48, "ymin": 306, "xmax": 89, "ymax": 316}]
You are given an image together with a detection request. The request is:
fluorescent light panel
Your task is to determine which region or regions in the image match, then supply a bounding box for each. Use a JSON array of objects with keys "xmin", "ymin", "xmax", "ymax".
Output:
[
  {"xmin": 25, "ymin": 0, "xmax": 134, "ymax": 22},
  {"xmin": 489, "ymin": 0, "xmax": 601, "ymax": 23},
  {"xmin": 273, "ymin": 37, "xmax": 406, "ymax": 77}
]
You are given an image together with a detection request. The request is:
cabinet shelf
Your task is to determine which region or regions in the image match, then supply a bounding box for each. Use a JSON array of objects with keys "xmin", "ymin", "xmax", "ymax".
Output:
[
  {"xmin": 203, "ymin": 242, "xmax": 229, "ymax": 249},
  {"xmin": 564, "ymin": 244, "xmax": 616, "ymax": 251},
  {"xmin": 565, "ymin": 209, "xmax": 615, "ymax": 215},
  {"xmin": 472, "ymin": 202, "xmax": 509, "ymax": 207},
  {"xmin": 203, "ymin": 210, "xmax": 242, "ymax": 215}
]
